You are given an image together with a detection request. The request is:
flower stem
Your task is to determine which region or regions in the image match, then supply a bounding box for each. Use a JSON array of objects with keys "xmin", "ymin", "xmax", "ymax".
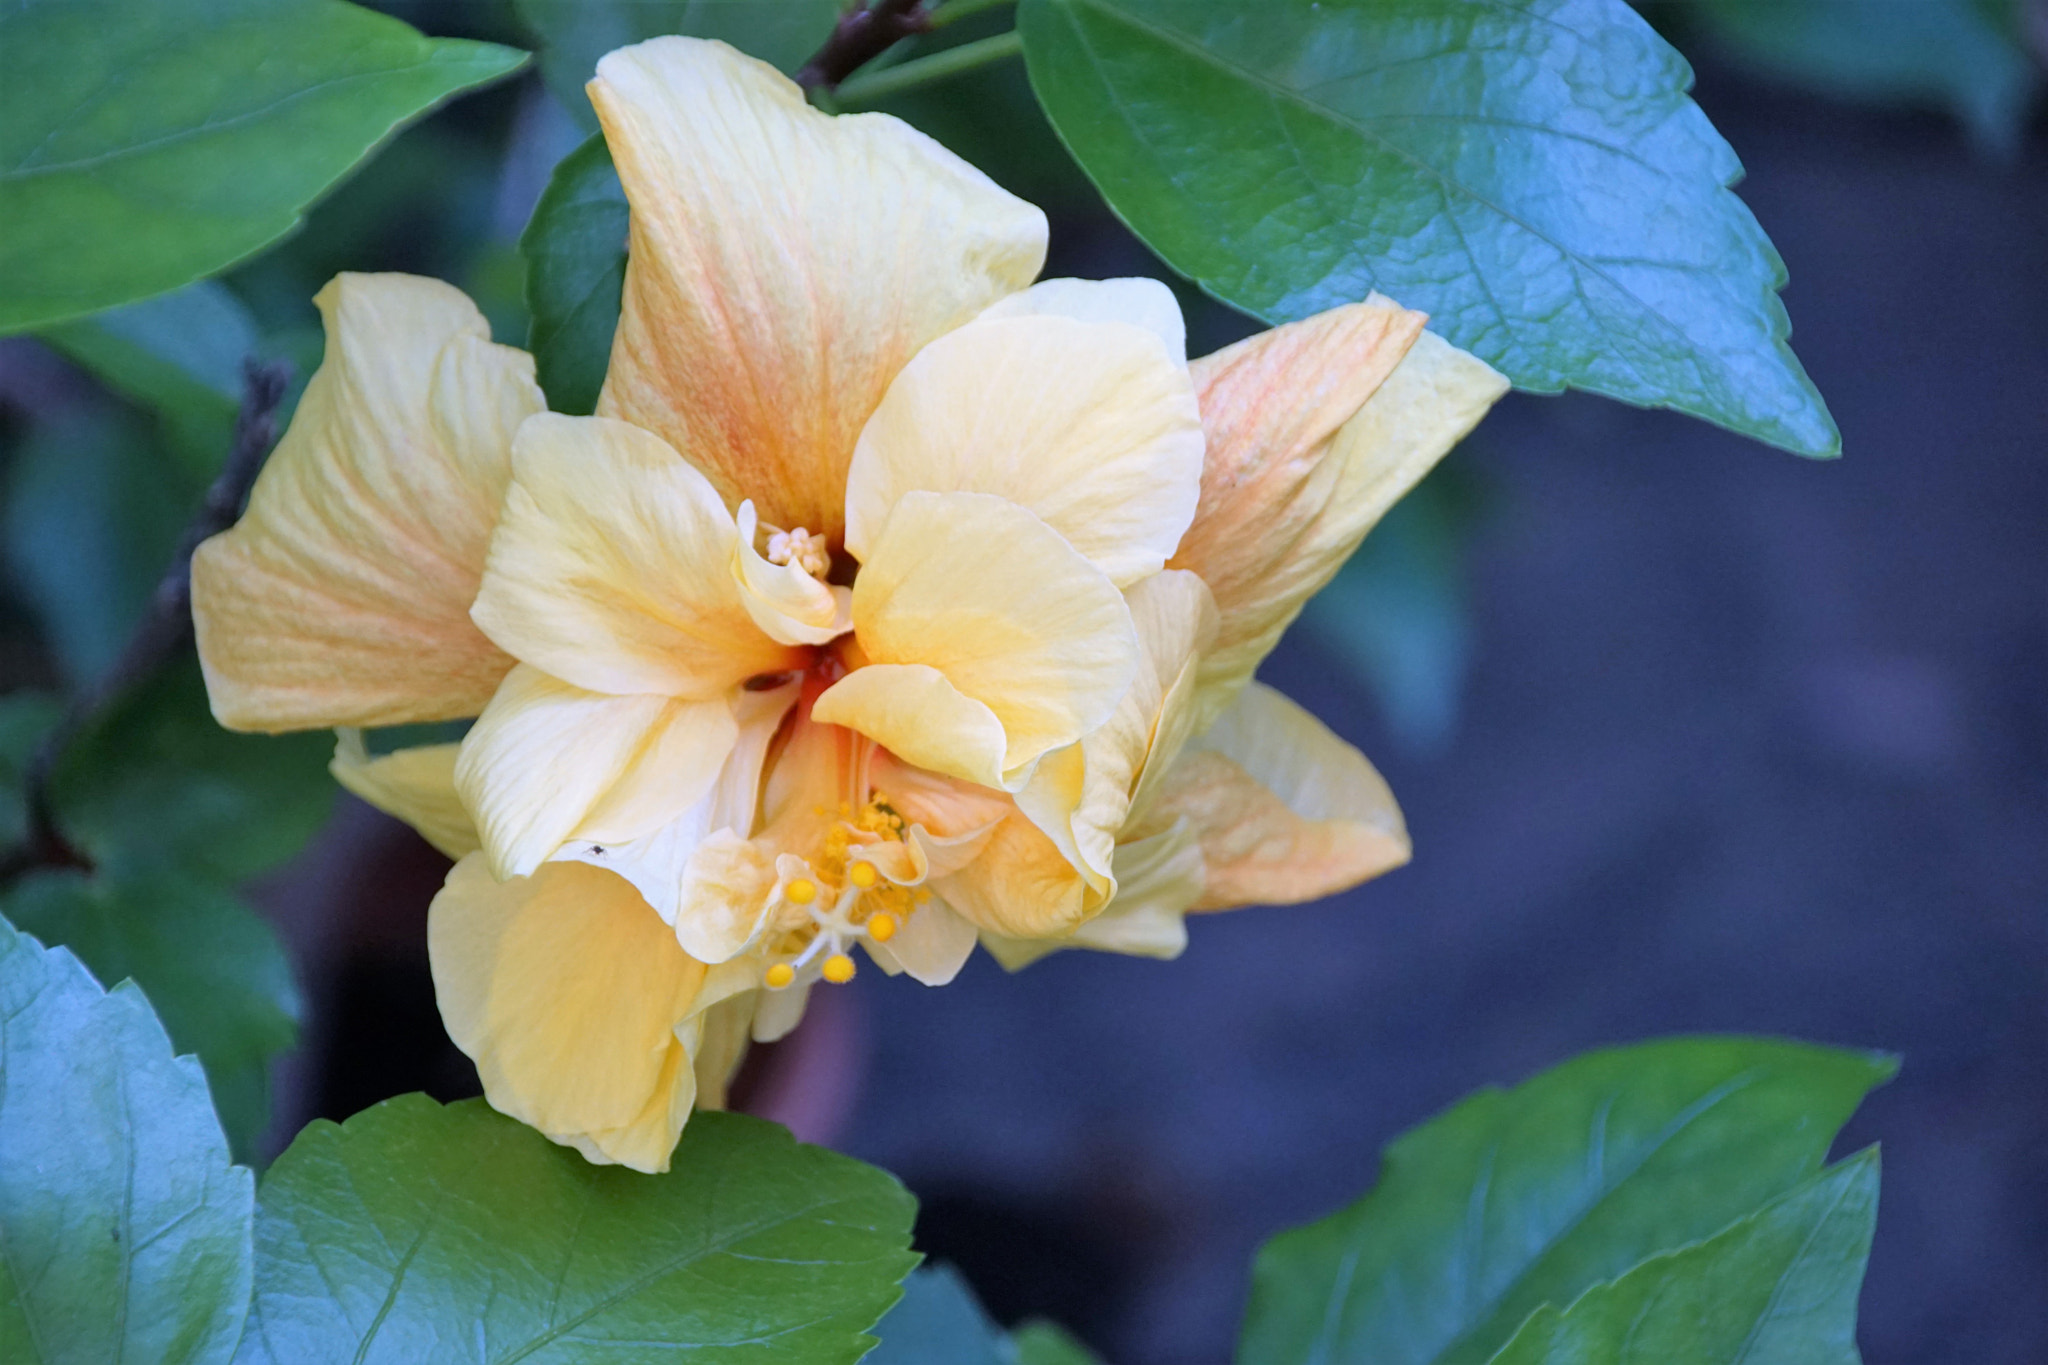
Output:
[
  {"xmin": 927, "ymin": 0, "xmax": 1016, "ymax": 29},
  {"xmin": 832, "ymin": 30, "xmax": 1023, "ymax": 107}
]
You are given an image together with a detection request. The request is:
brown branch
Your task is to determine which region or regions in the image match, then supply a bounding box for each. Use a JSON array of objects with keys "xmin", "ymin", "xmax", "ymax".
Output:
[
  {"xmin": 796, "ymin": 0, "xmax": 932, "ymax": 94},
  {"xmin": 1, "ymin": 359, "xmax": 291, "ymax": 886}
]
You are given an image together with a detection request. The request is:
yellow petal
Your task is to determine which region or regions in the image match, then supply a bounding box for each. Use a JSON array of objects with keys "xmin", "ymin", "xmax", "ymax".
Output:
[
  {"xmin": 864, "ymin": 898, "xmax": 978, "ymax": 986},
  {"xmin": 591, "ymin": 37, "xmax": 1046, "ymax": 539},
  {"xmin": 1171, "ymin": 301, "xmax": 1507, "ymax": 720},
  {"xmin": 732, "ymin": 501, "xmax": 852, "ymax": 647},
  {"xmin": 329, "ymin": 731, "xmax": 478, "ymax": 860},
  {"xmin": 981, "ymin": 819, "xmax": 1202, "ymax": 970},
  {"xmin": 689, "ymin": 983, "xmax": 760, "ymax": 1112},
  {"xmin": 455, "ymin": 665, "xmax": 737, "ymax": 879},
  {"xmin": 975, "ymin": 276, "xmax": 1187, "ymax": 366},
  {"xmin": 842, "ymin": 315, "xmax": 1203, "ymax": 587},
  {"xmin": 193, "ymin": 274, "xmax": 542, "ymax": 731},
  {"xmin": 428, "ymin": 855, "xmax": 709, "ymax": 1172},
  {"xmin": 820, "ymin": 491, "xmax": 1138, "ymax": 787},
  {"xmin": 471, "ymin": 414, "xmax": 799, "ymax": 698},
  {"xmin": 1150, "ymin": 683, "xmax": 1409, "ymax": 911}
]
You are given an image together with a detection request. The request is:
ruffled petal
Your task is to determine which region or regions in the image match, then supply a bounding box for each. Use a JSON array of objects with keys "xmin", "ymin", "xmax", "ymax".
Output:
[
  {"xmin": 1148, "ymin": 683, "xmax": 1409, "ymax": 911},
  {"xmin": 471, "ymin": 414, "xmax": 799, "ymax": 698},
  {"xmin": 975, "ymin": 276, "xmax": 1187, "ymax": 366},
  {"xmin": 842, "ymin": 315, "xmax": 1202, "ymax": 587},
  {"xmin": 192, "ymin": 273, "xmax": 541, "ymax": 731},
  {"xmin": 980, "ymin": 818, "xmax": 1202, "ymax": 970},
  {"xmin": 590, "ymin": 37, "xmax": 1046, "ymax": 539},
  {"xmin": 328, "ymin": 731, "xmax": 477, "ymax": 860},
  {"xmin": 818, "ymin": 491, "xmax": 1138, "ymax": 788},
  {"xmin": 1171, "ymin": 300, "xmax": 1507, "ymax": 721},
  {"xmin": 865, "ymin": 898, "xmax": 979, "ymax": 986},
  {"xmin": 428, "ymin": 855, "xmax": 711, "ymax": 1173},
  {"xmin": 454, "ymin": 665, "xmax": 738, "ymax": 879}
]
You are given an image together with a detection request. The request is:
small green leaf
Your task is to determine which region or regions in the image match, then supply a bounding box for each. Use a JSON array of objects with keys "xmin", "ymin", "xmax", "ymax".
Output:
[
  {"xmin": 0, "ymin": 913, "xmax": 254, "ymax": 1364},
  {"xmin": 1236, "ymin": 1036, "xmax": 1894, "ymax": 1365},
  {"xmin": 1, "ymin": 868, "xmax": 300, "ymax": 1161},
  {"xmin": 1018, "ymin": 0, "xmax": 1840, "ymax": 456},
  {"xmin": 1685, "ymin": 0, "xmax": 2041, "ymax": 158},
  {"xmin": 522, "ymin": 134, "xmax": 628, "ymax": 416},
  {"xmin": 0, "ymin": 0, "xmax": 527, "ymax": 333},
  {"xmin": 36, "ymin": 282, "xmax": 261, "ymax": 484},
  {"xmin": 866, "ymin": 1264, "xmax": 1010, "ymax": 1365},
  {"xmin": 515, "ymin": 0, "xmax": 839, "ymax": 130},
  {"xmin": 1010, "ymin": 1320, "xmax": 1104, "ymax": 1365},
  {"xmin": 1486, "ymin": 1150, "xmax": 1879, "ymax": 1365},
  {"xmin": 53, "ymin": 658, "xmax": 335, "ymax": 883},
  {"xmin": 236, "ymin": 1099, "xmax": 918, "ymax": 1364}
]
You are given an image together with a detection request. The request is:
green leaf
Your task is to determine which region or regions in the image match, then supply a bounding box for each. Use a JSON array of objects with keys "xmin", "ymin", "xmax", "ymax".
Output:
[
  {"xmin": 236, "ymin": 1098, "xmax": 918, "ymax": 1364},
  {"xmin": 1486, "ymin": 1150, "xmax": 1879, "ymax": 1365},
  {"xmin": 1684, "ymin": 0, "xmax": 2041, "ymax": 158},
  {"xmin": 0, "ymin": 914, "xmax": 254, "ymax": 1364},
  {"xmin": 521, "ymin": 133, "xmax": 628, "ymax": 416},
  {"xmin": 36, "ymin": 282, "xmax": 260, "ymax": 483},
  {"xmin": 1236, "ymin": 1036, "xmax": 1894, "ymax": 1365},
  {"xmin": 867, "ymin": 1264, "xmax": 1010, "ymax": 1365},
  {"xmin": 515, "ymin": 0, "xmax": 840, "ymax": 130},
  {"xmin": 53, "ymin": 658, "xmax": 335, "ymax": 883},
  {"xmin": 1, "ymin": 868, "xmax": 300, "ymax": 1161},
  {"xmin": 0, "ymin": 693, "xmax": 64, "ymax": 852},
  {"xmin": 0, "ymin": 0, "xmax": 527, "ymax": 334},
  {"xmin": 1010, "ymin": 1320, "xmax": 1104, "ymax": 1365},
  {"xmin": 1017, "ymin": 0, "xmax": 1841, "ymax": 456}
]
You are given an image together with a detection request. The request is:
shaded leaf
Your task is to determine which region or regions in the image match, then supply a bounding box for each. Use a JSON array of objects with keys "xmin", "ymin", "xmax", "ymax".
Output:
[
  {"xmin": 0, "ymin": 0, "xmax": 526, "ymax": 333},
  {"xmin": 1018, "ymin": 0, "xmax": 1840, "ymax": 456},
  {"xmin": 0, "ymin": 914, "xmax": 253, "ymax": 1364},
  {"xmin": 521, "ymin": 133, "xmax": 628, "ymax": 416},
  {"xmin": 1, "ymin": 868, "xmax": 300, "ymax": 1161},
  {"xmin": 0, "ymin": 693, "xmax": 63, "ymax": 852},
  {"xmin": 1011, "ymin": 1320, "xmax": 1104, "ymax": 1365},
  {"xmin": 1487, "ymin": 1150, "xmax": 1879, "ymax": 1365},
  {"xmin": 866, "ymin": 1264, "xmax": 1009, "ymax": 1365},
  {"xmin": 1236, "ymin": 1036, "xmax": 1893, "ymax": 1365},
  {"xmin": 235, "ymin": 1099, "xmax": 917, "ymax": 1364}
]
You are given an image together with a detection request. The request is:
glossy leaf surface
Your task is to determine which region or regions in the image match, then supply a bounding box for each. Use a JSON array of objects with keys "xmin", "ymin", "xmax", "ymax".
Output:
[
  {"xmin": 235, "ymin": 1099, "xmax": 918, "ymax": 1364},
  {"xmin": 1237, "ymin": 1036, "xmax": 1893, "ymax": 1365},
  {"xmin": 521, "ymin": 133, "xmax": 628, "ymax": 416},
  {"xmin": 1018, "ymin": 0, "xmax": 1840, "ymax": 455},
  {"xmin": 0, "ymin": 915, "xmax": 253, "ymax": 1364},
  {"xmin": 0, "ymin": 0, "xmax": 525, "ymax": 332}
]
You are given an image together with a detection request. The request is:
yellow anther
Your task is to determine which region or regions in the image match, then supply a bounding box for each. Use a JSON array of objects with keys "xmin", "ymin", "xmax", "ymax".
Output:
[
  {"xmin": 785, "ymin": 878, "xmax": 817, "ymax": 905},
  {"xmin": 867, "ymin": 912, "xmax": 898, "ymax": 943},
  {"xmin": 849, "ymin": 860, "xmax": 879, "ymax": 889},
  {"xmin": 822, "ymin": 953, "xmax": 856, "ymax": 984},
  {"xmin": 764, "ymin": 962, "xmax": 796, "ymax": 989}
]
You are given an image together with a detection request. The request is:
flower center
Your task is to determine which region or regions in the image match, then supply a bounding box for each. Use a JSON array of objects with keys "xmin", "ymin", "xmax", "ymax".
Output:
[
  {"xmin": 765, "ymin": 525, "xmax": 832, "ymax": 579},
  {"xmin": 760, "ymin": 795, "xmax": 925, "ymax": 989}
]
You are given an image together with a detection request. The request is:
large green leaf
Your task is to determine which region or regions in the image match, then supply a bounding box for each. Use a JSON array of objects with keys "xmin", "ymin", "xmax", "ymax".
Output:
[
  {"xmin": 1, "ymin": 868, "xmax": 300, "ymax": 1161},
  {"xmin": 0, "ymin": 0, "xmax": 526, "ymax": 333},
  {"xmin": 235, "ymin": 1098, "xmax": 918, "ymax": 1364},
  {"xmin": 515, "ymin": 0, "xmax": 839, "ymax": 130},
  {"xmin": 1018, "ymin": 0, "xmax": 1840, "ymax": 456},
  {"xmin": 1487, "ymin": 1150, "xmax": 1879, "ymax": 1365},
  {"xmin": 521, "ymin": 133, "xmax": 628, "ymax": 416},
  {"xmin": 1236, "ymin": 1037, "xmax": 1893, "ymax": 1365},
  {"xmin": 0, "ymin": 914, "xmax": 254, "ymax": 1364}
]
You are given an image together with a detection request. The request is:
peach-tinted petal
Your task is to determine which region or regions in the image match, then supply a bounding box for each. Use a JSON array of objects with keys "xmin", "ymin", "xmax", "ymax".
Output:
[
  {"xmin": 590, "ymin": 37, "xmax": 1046, "ymax": 538},
  {"xmin": 819, "ymin": 491, "xmax": 1138, "ymax": 788},
  {"xmin": 980, "ymin": 819, "xmax": 1202, "ymax": 970},
  {"xmin": 1171, "ymin": 300, "xmax": 1507, "ymax": 721},
  {"xmin": 976, "ymin": 276, "xmax": 1187, "ymax": 366},
  {"xmin": 732, "ymin": 501, "xmax": 851, "ymax": 647},
  {"xmin": 1148, "ymin": 682, "xmax": 1409, "ymax": 911},
  {"xmin": 471, "ymin": 414, "xmax": 799, "ymax": 698},
  {"xmin": 192, "ymin": 273, "xmax": 541, "ymax": 731},
  {"xmin": 842, "ymin": 315, "xmax": 1202, "ymax": 587},
  {"xmin": 454, "ymin": 665, "xmax": 737, "ymax": 879},
  {"xmin": 428, "ymin": 855, "xmax": 710, "ymax": 1172},
  {"xmin": 329, "ymin": 731, "xmax": 477, "ymax": 860}
]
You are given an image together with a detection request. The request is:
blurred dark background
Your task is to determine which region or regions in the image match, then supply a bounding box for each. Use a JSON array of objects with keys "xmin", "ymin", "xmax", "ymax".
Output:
[{"xmin": 2, "ymin": 4, "xmax": 2043, "ymax": 1362}]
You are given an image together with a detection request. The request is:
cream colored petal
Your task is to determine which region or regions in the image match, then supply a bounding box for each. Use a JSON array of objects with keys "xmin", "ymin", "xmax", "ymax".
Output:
[
  {"xmin": 865, "ymin": 898, "xmax": 978, "ymax": 986},
  {"xmin": 981, "ymin": 819, "xmax": 1202, "ymax": 970},
  {"xmin": 471, "ymin": 414, "xmax": 800, "ymax": 698},
  {"xmin": 454, "ymin": 665, "xmax": 737, "ymax": 879},
  {"xmin": 1172, "ymin": 301, "xmax": 1507, "ymax": 721},
  {"xmin": 1151, "ymin": 682, "xmax": 1409, "ymax": 911},
  {"xmin": 752, "ymin": 977, "xmax": 814, "ymax": 1044},
  {"xmin": 975, "ymin": 276, "xmax": 1187, "ymax": 366},
  {"xmin": 842, "ymin": 316, "xmax": 1203, "ymax": 587},
  {"xmin": 193, "ymin": 273, "xmax": 542, "ymax": 731},
  {"xmin": 690, "ymin": 984, "xmax": 760, "ymax": 1112},
  {"xmin": 732, "ymin": 501, "xmax": 851, "ymax": 647},
  {"xmin": 823, "ymin": 492, "xmax": 1138, "ymax": 787},
  {"xmin": 429, "ymin": 855, "xmax": 708, "ymax": 1173},
  {"xmin": 591, "ymin": 37, "xmax": 1046, "ymax": 539},
  {"xmin": 329, "ymin": 731, "xmax": 478, "ymax": 860}
]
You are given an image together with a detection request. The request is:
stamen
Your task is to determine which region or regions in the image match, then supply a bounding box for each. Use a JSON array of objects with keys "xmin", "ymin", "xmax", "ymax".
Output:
[
  {"xmin": 766, "ymin": 526, "xmax": 832, "ymax": 578},
  {"xmin": 821, "ymin": 953, "xmax": 856, "ymax": 984}
]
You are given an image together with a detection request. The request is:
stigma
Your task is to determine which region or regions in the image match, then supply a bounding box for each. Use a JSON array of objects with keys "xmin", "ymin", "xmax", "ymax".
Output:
[{"xmin": 759, "ymin": 796, "xmax": 926, "ymax": 990}]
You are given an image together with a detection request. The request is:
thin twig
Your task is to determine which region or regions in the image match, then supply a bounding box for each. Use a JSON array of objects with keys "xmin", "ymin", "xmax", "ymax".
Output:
[
  {"xmin": 0, "ymin": 358, "xmax": 291, "ymax": 886},
  {"xmin": 796, "ymin": 0, "xmax": 933, "ymax": 95},
  {"xmin": 833, "ymin": 30, "xmax": 1022, "ymax": 107}
]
